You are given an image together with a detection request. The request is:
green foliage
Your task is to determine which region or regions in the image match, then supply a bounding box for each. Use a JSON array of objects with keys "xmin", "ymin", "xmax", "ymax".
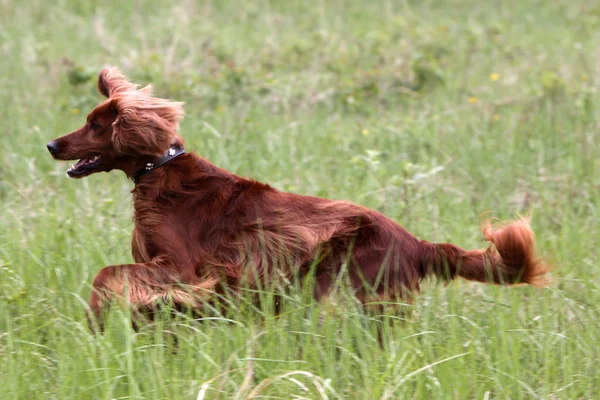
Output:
[
  {"xmin": 1, "ymin": 0, "xmax": 599, "ymax": 398},
  {"xmin": 66, "ymin": 65, "xmax": 95, "ymax": 87}
]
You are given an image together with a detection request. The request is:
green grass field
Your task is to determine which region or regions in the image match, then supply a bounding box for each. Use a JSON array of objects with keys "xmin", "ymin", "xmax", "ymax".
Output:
[{"xmin": 1, "ymin": 0, "xmax": 599, "ymax": 398}]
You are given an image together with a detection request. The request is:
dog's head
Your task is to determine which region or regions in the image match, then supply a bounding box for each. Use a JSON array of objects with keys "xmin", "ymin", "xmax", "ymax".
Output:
[{"xmin": 47, "ymin": 67, "xmax": 184, "ymax": 178}]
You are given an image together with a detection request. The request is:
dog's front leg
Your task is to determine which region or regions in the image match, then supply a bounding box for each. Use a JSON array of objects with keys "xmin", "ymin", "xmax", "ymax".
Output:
[{"xmin": 87, "ymin": 261, "xmax": 214, "ymax": 333}]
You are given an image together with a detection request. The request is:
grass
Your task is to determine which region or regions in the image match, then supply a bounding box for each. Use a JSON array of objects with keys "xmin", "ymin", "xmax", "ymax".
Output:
[{"xmin": 1, "ymin": 0, "xmax": 599, "ymax": 398}]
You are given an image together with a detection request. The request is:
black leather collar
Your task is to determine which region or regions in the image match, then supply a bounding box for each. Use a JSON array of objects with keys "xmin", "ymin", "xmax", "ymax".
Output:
[{"xmin": 132, "ymin": 145, "xmax": 186, "ymax": 184}]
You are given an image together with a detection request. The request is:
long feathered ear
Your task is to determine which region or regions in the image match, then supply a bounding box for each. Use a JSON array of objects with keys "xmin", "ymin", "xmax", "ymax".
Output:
[
  {"xmin": 111, "ymin": 94, "xmax": 185, "ymax": 156},
  {"xmin": 98, "ymin": 67, "xmax": 137, "ymax": 98}
]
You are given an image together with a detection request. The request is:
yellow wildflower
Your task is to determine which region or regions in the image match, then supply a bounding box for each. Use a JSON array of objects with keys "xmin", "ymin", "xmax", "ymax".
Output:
[
  {"xmin": 361, "ymin": 128, "xmax": 369, "ymax": 136},
  {"xmin": 71, "ymin": 108, "xmax": 80, "ymax": 115},
  {"xmin": 490, "ymin": 73, "xmax": 500, "ymax": 81},
  {"xmin": 467, "ymin": 96, "xmax": 478, "ymax": 104}
]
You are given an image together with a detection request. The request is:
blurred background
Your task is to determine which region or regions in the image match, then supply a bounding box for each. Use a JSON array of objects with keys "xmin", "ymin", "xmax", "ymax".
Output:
[{"xmin": 1, "ymin": 1, "xmax": 598, "ymax": 398}]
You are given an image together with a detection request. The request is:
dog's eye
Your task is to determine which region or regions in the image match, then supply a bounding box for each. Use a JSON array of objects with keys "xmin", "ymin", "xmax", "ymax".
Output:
[{"xmin": 90, "ymin": 121, "xmax": 100, "ymax": 130}]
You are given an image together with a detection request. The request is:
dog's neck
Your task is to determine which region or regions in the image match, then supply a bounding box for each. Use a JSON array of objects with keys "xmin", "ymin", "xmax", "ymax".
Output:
[{"xmin": 132, "ymin": 145, "xmax": 186, "ymax": 184}]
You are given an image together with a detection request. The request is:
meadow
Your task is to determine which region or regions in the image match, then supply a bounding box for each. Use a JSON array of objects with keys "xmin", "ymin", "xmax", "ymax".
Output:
[{"xmin": 1, "ymin": 0, "xmax": 599, "ymax": 398}]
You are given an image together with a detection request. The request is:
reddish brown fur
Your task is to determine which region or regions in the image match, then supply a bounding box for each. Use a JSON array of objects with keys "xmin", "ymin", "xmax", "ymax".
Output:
[{"xmin": 47, "ymin": 68, "xmax": 549, "ymax": 331}]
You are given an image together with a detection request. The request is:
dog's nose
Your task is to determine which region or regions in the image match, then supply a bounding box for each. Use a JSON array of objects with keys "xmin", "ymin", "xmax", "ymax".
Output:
[{"xmin": 47, "ymin": 140, "xmax": 60, "ymax": 155}]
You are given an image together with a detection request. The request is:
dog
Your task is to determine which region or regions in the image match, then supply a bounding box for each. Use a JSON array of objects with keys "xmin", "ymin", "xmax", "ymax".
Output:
[{"xmin": 47, "ymin": 67, "xmax": 549, "ymax": 331}]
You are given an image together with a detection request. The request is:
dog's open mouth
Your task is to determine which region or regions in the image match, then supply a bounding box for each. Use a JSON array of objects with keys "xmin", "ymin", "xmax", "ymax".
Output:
[{"xmin": 67, "ymin": 154, "xmax": 102, "ymax": 177}]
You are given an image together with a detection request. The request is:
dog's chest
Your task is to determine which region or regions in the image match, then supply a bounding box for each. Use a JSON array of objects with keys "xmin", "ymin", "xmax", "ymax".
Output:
[{"xmin": 131, "ymin": 225, "xmax": 153, "ymax": 263}]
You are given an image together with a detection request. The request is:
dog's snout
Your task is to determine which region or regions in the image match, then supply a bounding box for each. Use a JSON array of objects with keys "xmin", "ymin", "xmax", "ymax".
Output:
[{"xmin": 47, "ymin": 140, "xmax": 60, "ymax": 156}]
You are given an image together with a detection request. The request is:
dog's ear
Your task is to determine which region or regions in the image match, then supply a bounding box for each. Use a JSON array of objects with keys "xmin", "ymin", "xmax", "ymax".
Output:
[
  {"xmin": 111, "ymin": 96, "xmax": 184, "ymax": 156},
  {"xmin": 112, "ymin": 111, "xmax": 174, "ymax": 156},
  {"xmin": 98, "ymin": 67, "xmax": 137, "ymax": 98}
]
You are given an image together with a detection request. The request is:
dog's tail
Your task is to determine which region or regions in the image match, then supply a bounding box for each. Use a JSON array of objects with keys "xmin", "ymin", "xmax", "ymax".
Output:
[{"xmin": 420, "ymin": 217, "xmax": 549, "ymax": 286}]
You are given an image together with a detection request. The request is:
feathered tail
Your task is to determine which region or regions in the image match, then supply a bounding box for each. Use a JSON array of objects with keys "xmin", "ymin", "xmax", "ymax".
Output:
[{"xmin": 421, "ymin": 217, "xmax": 549, "ymax": 286}]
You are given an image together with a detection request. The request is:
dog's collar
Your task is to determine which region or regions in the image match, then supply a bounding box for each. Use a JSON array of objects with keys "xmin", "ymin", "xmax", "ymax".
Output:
[{"xmin": 132, "ymin": 145, "xmax": 186, "ymax": 184}]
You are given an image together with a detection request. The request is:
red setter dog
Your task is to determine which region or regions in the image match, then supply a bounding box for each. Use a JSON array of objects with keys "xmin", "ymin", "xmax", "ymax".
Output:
[{"xmin": 47, "ymin": 68, "xmax": 548, "ymax": 331}]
